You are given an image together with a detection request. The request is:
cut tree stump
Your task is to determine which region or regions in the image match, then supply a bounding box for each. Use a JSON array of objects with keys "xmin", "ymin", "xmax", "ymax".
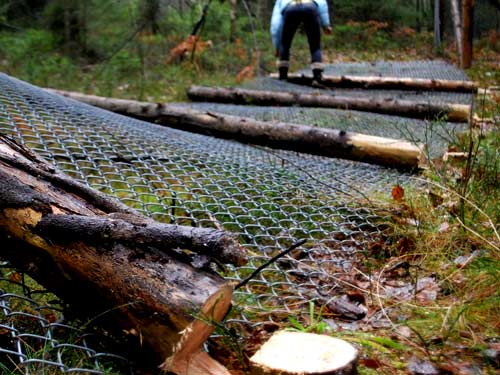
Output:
[
  {"xmin": 250, "ymin": 330, "xmax": 358, "ymax": 375},
  {"xmin": 269, "ymin": 73, "xmax": 478, "ymax": 93},
  {"xmin": 187, "ymin": 85, "xmax": 471, "ymax": 123},
  {"xmin": 0, "ymin": 135, "xmax": 246, "ymax": 374},
  {"xmin": 45, "ymin": 89, "xmax": 424, "ymax": 170}
]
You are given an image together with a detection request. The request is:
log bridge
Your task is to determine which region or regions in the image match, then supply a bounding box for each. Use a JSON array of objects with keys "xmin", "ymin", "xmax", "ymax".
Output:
[
  {"xmin": 187, "ymin": 85, "xmax": 472, "ymax": 123},
  {"xmin": 46, "ymin": 89, "xmax": 425, "ymax": 170},
  {"xmin": 269, "ymin": 72, "xmax": 478, "ymax": 93}
]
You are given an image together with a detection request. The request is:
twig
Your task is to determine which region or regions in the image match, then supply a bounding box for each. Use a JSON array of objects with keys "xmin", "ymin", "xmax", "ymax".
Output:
[
  {"xmin": 93, "ymin": 20, "xmax": 148, "ymax": 79},
  {"xmin": 414, "ymin": 177, "xmax": 500, "ymax": 245},
  {"xmin": 234, "ymin": 239, "xmax": 307, "ymax": 290},
  {"xmin": 240, "ymin": 0, "xmax": 261, "ymax": 75},
  {"xmin": 191, "ymin": 0, "xmax": 212, "ymax": 36},
  {"xmin": 0, "ymin": 22, "xmax": 23, "ymax": 32},
  {"xmin": 190, "ymin": 0, "xmax": 212, "ymax": 63}
]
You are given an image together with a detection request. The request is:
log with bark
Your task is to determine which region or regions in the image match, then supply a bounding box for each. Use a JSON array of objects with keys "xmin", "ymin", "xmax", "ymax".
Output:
[
  {"xmin": 269, "ymin": 72, "xmax": 478, "ymax": 93},
  {"xmin": 187, "ymin": 85, "xmax": 471, "ymax": 123},
  {"xmin": 461, "ymin": 0, "xmax": 475, "ymax": 69},
  {"xmin": 450, "ymin": 0, "xmax": 463, "ymax": 63},
  {"xmin": 250, "ymin": 330, "xmax": 358, "ymax": 374},
  {"xmin": 0, "ymin": 134, "xmax": 247, "ymax": 374},
  {"xmin": 46, "ymin": 89, "xmax": 424, "ymax": 170}
]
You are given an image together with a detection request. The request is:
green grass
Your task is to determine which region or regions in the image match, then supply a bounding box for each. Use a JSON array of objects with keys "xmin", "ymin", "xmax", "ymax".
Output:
[{"xmin": 348, "ymin": 123, "xmax": 500, "ymax": 373}]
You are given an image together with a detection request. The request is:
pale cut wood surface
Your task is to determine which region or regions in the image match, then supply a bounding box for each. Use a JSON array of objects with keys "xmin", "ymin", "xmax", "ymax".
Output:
[{"xmin": 250, "ymin": 330, "xmax": 358, "ymax": 374}]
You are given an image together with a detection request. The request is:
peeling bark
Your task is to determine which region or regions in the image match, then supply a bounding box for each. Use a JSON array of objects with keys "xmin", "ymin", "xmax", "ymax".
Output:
[
  {"xmin": 45, "ymin": 89, "xmax": 424, "ymax": 170},
  {"xmin": 187, "ymin": 85, "xmax": 472, "ymax": 123},
  {"xmin": 270, "ymin": 73, "xmax": 478, "ymax": 93},
  {"xmin": 0, "ymin": 135, "xmax": 244, "ymax": 374}
]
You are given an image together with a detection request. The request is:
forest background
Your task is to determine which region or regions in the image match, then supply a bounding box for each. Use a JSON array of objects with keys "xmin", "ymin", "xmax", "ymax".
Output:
[
  {"xmin": 0, "ymin": 0, "xmax": 499, "ymax": 101},
  {"xmin": 1, "ymin": 1, "xmax": 500, "ymax": 374}
]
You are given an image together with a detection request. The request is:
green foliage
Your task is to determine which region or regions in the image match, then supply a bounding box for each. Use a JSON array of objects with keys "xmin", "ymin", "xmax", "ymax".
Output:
[
  {"xmin": 330, "ymin": 23, "xmax": 396, "ymax": 51},
  {"xmin": 474, "ymin": 0, "xmax": 500, "ymax": 37},
  {"xmin": 333, "ymin": 0, "xmax": 417, "ymax": 28},
  {"xmin": 287, "ymin": 301, "xmax": 330, "ymax": 334},
  {"xmin": 0, "ymin": 29, "xmax": 78, "ymax": 86},
  {"xmin": 0, "ymin": 28, "xmax": 56, "ymax": 56}
]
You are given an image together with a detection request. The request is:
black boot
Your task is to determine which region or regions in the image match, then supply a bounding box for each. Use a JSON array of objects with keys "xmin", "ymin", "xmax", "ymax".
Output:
[
  {"xmin": 312, "ymin": 68, "xmax": 323, "ymax": 83},
  {"xmin": 279, "ymin": 66, "xmax": 288, "ymax": 80}
]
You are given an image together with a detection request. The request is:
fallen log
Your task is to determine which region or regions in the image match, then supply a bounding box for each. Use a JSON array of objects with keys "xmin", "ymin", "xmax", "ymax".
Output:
[
  {"xmin": 187, "ymin": 85, "xmax": 471, "ymax": 123},
  {"xmin": 0, "ymin": 135, "xmax": 247, "ymax": 374},
  {"xmin": 46, "ymin": 89, "xmax": 424, "ymax": 170},
  {"xmin": 250, "ymin": 330, "xmax": 358, "ymax": 374},
  {"xmin": 269, "ymin": 72, "xmax": 479, "ymax": 93}
]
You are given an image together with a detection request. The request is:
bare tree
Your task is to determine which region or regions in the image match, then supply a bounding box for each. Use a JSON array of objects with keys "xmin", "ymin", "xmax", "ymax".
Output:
[
  {"xmin": 140, "ymin": 0, "xmax": 161, "ymax": 34},
  {"xmin": 416, "ymin": 0, "xmax": 422, "ymax": 32},
  {"xmin": 434, "ymin": 0, "xmax": 442, "ymax": 49},
  {"xmin": 450, "ymin": 0, "xmax": 463, "ymax": 62},
  {"xmin": 229, "ymin": 0, "xmax": 237, "ymax": 42},
  {"xmin": 461, "ymin": 0, "xmax": 474, "ymax": 68}
]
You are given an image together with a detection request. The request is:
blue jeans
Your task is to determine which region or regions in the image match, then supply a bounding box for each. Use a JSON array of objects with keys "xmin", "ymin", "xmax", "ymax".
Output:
[{"xmin": 279, "ymin": 2, "xmax": 322, "ymax": 64}]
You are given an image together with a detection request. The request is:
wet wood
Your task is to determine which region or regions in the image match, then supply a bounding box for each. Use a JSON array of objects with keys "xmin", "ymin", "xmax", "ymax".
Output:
[
  {"xmin": 46, "ymin": 89, "xmax": 424, "ymax": 170},
  {"xmin": 36, "ymin": 214, "xmax": 246, "ymax": 266},
  {"xmin": 250, "ymin": 330, "xmax": 358, "ymax": 375},
  {"xmin": 0, "ymin": 135, "xmax": 242, "ymax": 374},
  {"xmin": 269, "ymin": 72, "xmax": 478, "ymax": 93},
  {"xmin": 187, "ymin": 85, "xmax": 472, "ymax": 123},
  {"xmin": 324, "ymin": 294, "xmax": 368, "ymax": 320}
]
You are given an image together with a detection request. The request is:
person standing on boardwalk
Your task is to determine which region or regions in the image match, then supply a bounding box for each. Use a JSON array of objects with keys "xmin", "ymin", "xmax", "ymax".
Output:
[{"xmin": 270, "ymin": 0, "xmax": 332, "ymax": 82}]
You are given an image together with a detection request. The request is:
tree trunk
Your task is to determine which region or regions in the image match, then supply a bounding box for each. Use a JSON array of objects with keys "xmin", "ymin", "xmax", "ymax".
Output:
[
  {"xmin": 461, "ymin": 0, "xmax": 475, "ymax": 68},
  {"xmin": 187, "ymin": 85, "xmax": 471, "ymax": 123},
  {"xmin": 229, "ymin": 0, "xmax": 237, "ymax": 42},
  {"xmin": 434, "ymin": 0, "xmax": 442, "ymax": 49},
  {"xmin": 417, "ymin": 0, "xmax": 422, "ymax": 32},
  {"xmin": 46, "ymin": 89, "xmax": 424, "ymax": 170},
  {"xmin": 80, "ymin": 0, "xmax": 88, "ymax": 55},
  {"xmin": 250, "ymin": 331, "xmax": 358, "ymax": 375},
  {"xmin": 450, "ymin": 0, "xmax": 463, "ymax": 62},
  {"xmin": 269, "ymin": 73, "xmax": 478, "ymax": 93},
  {"xmin": 440, "ymin": 0, "xmax": 446, "ymax": 42},
  {"xmin": 0, "ymin": 135, "xmax": 243, "ymax": 374},
  {"xmin": 64, "ymin": 0, "xmax": 83, "ymax": 55},
  {"xmin": 141, "ymin": 0, "xmax": 161, "ymax": 34}
]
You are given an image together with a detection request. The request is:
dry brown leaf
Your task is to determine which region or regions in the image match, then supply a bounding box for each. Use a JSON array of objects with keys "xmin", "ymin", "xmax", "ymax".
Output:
[
  {"xmin": 236, "ymin": 65, "xmax": 255, "ymax": 83},
  {"xmin": 165, "ymin": 35, "xmax": 213, "ymax": 64},
  {"xmin": 8, "ymin": 271, "xmax": 22, "ymax": 283},
  {"xmin": 391, "ymin": 184, "xmax": 404, "ymax": 202}
]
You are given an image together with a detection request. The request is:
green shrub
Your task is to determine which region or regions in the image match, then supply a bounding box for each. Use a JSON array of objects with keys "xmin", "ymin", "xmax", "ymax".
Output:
[
  {"xmin": 333, "ymin": 0, "xmax": 416, "ymax": 28},
  {"xmin": 0, "ymin": 29, "xmax": 78, "ymax": 86}
]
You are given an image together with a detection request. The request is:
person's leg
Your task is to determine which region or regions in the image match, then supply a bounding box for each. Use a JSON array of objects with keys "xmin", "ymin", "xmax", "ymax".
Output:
[
  {"xmin": 278, "ymin": 6, "xmax": 301, "ymax": 80},
  {"xmin": 302, "ymin": 4, "xmax": 324, "ymax": 81}
]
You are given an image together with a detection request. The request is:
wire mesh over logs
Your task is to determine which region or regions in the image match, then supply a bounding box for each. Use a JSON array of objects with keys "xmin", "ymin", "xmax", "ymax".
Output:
[{"xmin": 0, "ymin": 61, "xmax": 473, "ymax": 373}]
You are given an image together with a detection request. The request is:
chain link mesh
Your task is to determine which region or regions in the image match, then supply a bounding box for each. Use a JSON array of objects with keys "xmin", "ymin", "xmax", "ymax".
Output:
[
  {"xmin": 0, "ymin": 265, "xmax": 131, "ymax": 374},
  {"xmin": 245, "ymin": 59, "xmax": 473, "ymax": 105},
  {"xmin": 0, "ymin": 60, "xmax": 473, "ymax": 373}
]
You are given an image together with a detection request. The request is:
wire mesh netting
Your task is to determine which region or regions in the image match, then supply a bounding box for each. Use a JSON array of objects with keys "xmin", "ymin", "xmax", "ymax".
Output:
[
  {"xmin": 0, "ymin": 265, "xmax": 132, "ymax": 374},
  {"xmin": 0, "ymin": 60, "xmax": 473, "ymax": 373},
  {"xmin": 245, "ymin": 59, "xmax": 473, "ymax": 105}
]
